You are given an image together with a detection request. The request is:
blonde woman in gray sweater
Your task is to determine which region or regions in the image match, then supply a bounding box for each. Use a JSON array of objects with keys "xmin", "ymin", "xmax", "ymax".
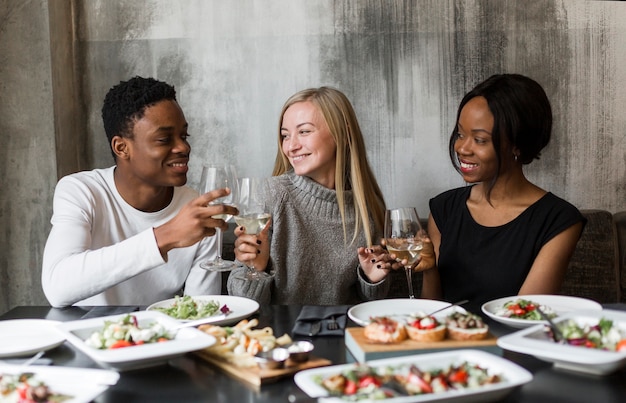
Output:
[{"xmin": 227, "ymin": 87, "xmax": 433, "ymax": 305}]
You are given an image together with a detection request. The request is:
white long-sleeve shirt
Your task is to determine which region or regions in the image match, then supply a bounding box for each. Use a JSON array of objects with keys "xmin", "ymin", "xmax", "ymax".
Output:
[{"xmin": 41, "ymin": 166, "xmax": 220, "ymax": 307}]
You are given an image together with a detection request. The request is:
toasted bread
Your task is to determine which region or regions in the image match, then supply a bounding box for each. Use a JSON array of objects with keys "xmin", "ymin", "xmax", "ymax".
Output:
[
  {"xmin": 446, "ymin": 311, "xmax": 489, "ymax": 341},
  {"xmin": 364, "ymin": 316, "xmax": 407, "ymax": 343},
  {"xmin": 405, "ymin": 315, "xmax": 446, "ymax": 341}
]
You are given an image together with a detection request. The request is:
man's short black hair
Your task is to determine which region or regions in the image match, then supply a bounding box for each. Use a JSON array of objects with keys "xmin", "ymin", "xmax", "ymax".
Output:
[{"xmin": 101, "ymin": 76, "xmax": 177, "ymax": 158}]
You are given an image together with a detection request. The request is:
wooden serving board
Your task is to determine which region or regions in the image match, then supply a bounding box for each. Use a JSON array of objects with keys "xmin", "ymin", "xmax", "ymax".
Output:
[
  {"xmin": 194, "ymin": 350, "xmax": 332, "ymax": 387},
  {"xmin": 345, "ymin": 327, "xmax": 500, "ymax": 363}
]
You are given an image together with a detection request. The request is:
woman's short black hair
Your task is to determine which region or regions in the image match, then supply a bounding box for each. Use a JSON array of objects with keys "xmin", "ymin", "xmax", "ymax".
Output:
[
  {"xmin": 448, "ymin": 73, "xmax": 552, "ymax": 192},
  {"xmin": 101, "ymin": 76, "xmax": 177, "ymax": 159}
]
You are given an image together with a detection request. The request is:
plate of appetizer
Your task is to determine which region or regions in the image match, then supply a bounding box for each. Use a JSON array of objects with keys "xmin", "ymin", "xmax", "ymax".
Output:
[
  {"xmin": 146, "ymin": 295, "xmax": 259, "ymax": 326},
  {"xmin": 57, "ymin": 311, "xmax": 216, "ymax": 371},
  {"xmin": 0, "ymin": 364, "xmax": 119, "ymax": 403},
  {"xmin": 346, "ymin": 311, "xmax": 496, "ymax": 363},
  {"xmin": 348, "ymin": 299, "xmax": 466, "ymax": 327},
  {"xmin": 295, "ymin": 349, "xmax": 532, "ymax": 402},
  {"xmin": 497, "ymin": 309, "xmax": 626, "ymax": 375},
  {"xmin": 481, "ymin": 295, "xmax": 602, "ymax": 329},
  {"xmin": 0, "ymin": 319, "xmax": 65, "ymax": 358}
]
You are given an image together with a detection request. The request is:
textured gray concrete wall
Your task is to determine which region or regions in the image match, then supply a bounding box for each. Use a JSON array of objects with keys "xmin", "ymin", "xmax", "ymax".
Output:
[
  {"xmin": 75, "ymin": 0, "xmax": 626, "ymax": 212},
  {"xmin": 1, "ymin": 0, "xmax": 625, "ymax": 313},
  {"xmin": 0, "ymin": 0, "xmax": 55, "ymax": 313}
]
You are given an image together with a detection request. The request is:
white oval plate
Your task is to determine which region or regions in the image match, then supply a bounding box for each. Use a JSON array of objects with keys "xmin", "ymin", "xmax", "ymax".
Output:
[
  {"xmin": 146, "ymin": 295, "xmax": 259, "ymax": 326},
  {"xmin": 295, "ymin": 349, "xmax": 532, "ymax": 402},
  {"xmin": 348, "ymin": 298, "xmax": 466, "ymax": 327},
  {"xmin": 497, "ymin": 309, "xmax": 626, "ymax": 375},
  {"xmin": 482, "ymin": 294, "xmax": 602, "ymax": 329},
  {"xmin": 0, "ymin": 319, "xmax": 65, "ymax": 358},
  {"xmin": 0, "ymin": 363, "xmax": 119, "ymax": 403},
  {"xmin": 58, "ymin": 310, "xmax": 216, "ymax": 371}
]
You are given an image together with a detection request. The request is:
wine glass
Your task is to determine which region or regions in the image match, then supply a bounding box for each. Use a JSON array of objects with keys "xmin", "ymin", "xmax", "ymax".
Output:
[
  {"xmin": 233, "ymin": 177, "xmax": 272, "ymax": 280},
  {"xmin": 384, "ymin": 207, "xmax": 425, "ymax": 299},
  {"xmin": 199, "ymin": 164, "xmax": 240, "ymax": 271}
]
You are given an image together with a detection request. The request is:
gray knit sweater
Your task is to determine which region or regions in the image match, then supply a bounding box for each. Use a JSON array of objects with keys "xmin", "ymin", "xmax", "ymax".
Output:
[{"xmin": 227, "ymin": 171, "xmax": 389, "ymax": 305}]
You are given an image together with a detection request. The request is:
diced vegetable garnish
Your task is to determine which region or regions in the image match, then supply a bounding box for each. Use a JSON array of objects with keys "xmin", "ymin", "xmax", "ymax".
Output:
[
  {"xmin": 552, "ymin": 317, "xmax": 626, "ymax": 351},
  {"xmin": 495, "ymin": 299, "xmax": 556, "ymax": 320},
  {"xmin": 85, "ymin": 314, "xmax": 173, "ymax": 350}
]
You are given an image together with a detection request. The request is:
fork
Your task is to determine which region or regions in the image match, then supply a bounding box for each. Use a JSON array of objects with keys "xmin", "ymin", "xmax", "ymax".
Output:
[{"xmin": 327, "ymin": 315, "xmax": 339, "ymax": 331}]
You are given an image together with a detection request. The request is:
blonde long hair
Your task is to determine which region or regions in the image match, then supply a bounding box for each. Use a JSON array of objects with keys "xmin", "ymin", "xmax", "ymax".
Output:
[{"xmin": 272, "ymin": 87, "xmax": 386, "ymax": 246}]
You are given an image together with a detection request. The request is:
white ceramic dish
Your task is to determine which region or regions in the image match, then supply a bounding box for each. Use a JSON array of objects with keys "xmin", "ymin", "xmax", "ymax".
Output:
[
  {"xmin": 58, "ymin": 311, "xmax": 216, "ymax": 371},
  {"xmin": 295, "ymin": 349, "xmax": 532, "ymax": 402},
  {"xmin": 497, "ymin": 309, "xmax": 626, "ymax": 375},
  {"xmin": 0, "ymin": 319, "xmax": 65, "ymax": 358},
  {"xmin": 146, "ymin": 295, "xmax": 259, "ymax": 326},
  {"xmin": 481, "ymin": 295, "xmax": 602, "ymax": 329},
  {"xmin": 0, "ymin": 363, "xmax": 119, "ymax": 403},
  {"xmin": 348, "ymin": 299, "xmax": 467, "ymax": 327}
]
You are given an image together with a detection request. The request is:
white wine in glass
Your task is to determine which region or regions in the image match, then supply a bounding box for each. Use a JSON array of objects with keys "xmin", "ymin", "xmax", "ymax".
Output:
[
  {"xmin": 199, "ymin": 164, "xmax": 240, "ymax": 272},
  {"xmin": 384, "ymin": 207, "xmax": 425, "ymax": 299},
  {"xmin": 234, "ymin": 177, "xmax": 271, "ymax": 280},
  {"xmin": 233, "ymin": 213, "xmax": 271, "ymax": 235}
]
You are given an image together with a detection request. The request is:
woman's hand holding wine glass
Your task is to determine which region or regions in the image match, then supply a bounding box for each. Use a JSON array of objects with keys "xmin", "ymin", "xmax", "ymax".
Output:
[{"xmin": 233, "ymin": 177, "xmax": 272, "ymax": 280}]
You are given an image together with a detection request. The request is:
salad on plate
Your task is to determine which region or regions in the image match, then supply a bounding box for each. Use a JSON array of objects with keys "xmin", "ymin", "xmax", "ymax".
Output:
[
  {"xmin": 0, "ymin": 372, "xmax": 71, "ymax": 403},
  {"xmin": 495, "ymin": 298, "xmax": 556, "ymax": 320},
  {"xmin": 552, "ymin": 317, "xmax": 626, "ymax": 351},
  {"xmin": 153, "ymin": 295, "xmax": 230, "ymax": 320},
  {"xmin": 85, "ymin": 314, "xmax": 173, "ymax": 350},
  {"xmin": 316, "ymin": 360, "xmax": 503, "ymax": 400}
]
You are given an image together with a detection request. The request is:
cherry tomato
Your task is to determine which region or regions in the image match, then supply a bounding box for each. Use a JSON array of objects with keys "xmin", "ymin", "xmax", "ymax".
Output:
[
  {"xmin": 507, "ymin": 304, "xmax": 520, "ymax": 311},
  {"xmin": 448, "ymin": 369, "xmax": 468, "ymax": 384},
  {"xmin": 358, "ymin": 375, "xmax": 382, "ymax": 388},
  {"xmin": 17, "ymin": 384, "xmax": 28, "ymax": 399},
  {"xmin": 344, "ymin": 379, "xmax": 357, "ymax": 395},
  {"xmin": 109, "ymin": 340, "xmax": 133, "ymax": 349},
  {"xmin": 407, "ymin": 372, "xmax": 433, "ymax": 393},
  {"xmin": 616, "ymin": 339, "xmax": 626, "ymax": 352}
]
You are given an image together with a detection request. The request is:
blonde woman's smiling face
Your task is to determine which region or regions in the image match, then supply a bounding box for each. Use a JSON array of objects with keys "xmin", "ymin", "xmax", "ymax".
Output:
[{"xmin": 280, "ymin": 101, "xmax": 337, "ymax": 189}]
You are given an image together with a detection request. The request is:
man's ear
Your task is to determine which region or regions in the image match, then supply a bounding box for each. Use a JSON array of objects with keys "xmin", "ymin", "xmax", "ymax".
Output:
[{"xmin": 111, "ymin": 136, "xmax": 130, "ymax": 160}]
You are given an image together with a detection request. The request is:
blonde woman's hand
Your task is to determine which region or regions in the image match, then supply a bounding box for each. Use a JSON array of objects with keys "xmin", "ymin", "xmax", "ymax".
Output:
[
  {"xmin": 234, "ymin": 218, "xmax": 271, "ymax": 272},
  {"xmin": 358, "ymin": 245, "xmax": 405, "ymax": 283}
]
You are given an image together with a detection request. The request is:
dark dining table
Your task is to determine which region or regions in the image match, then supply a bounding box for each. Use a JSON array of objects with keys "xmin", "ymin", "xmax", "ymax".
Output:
[{"xmin": 2, "ymin": 303, "xmax": 626, "ymax": 403}]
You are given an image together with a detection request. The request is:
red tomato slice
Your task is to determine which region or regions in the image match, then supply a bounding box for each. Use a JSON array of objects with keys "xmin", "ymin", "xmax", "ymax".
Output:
[
  {"xmin": 344, "ymin": 379, "xmax": 357, "ymax": 395},
  {"xmin": 110, "ymin": 340, "xmax": 133, "ymax": 349},
  {"xmin": 358, "ymin": 375, "xmax": 381, "ymax": 388},
  {"xmin": 616, "ymin": 339, "xmax": 626, "ymax": 352},
  {"xmin": 584, "ymin": 340, "xmax": 596, "ymax": 348},
  {"xmin": 448, "ymin": 369, "xmax": 468, "ymax": 383},
  {"xmin": 407, "ymin": 372, "xmax": 433, "ymax": 393}
]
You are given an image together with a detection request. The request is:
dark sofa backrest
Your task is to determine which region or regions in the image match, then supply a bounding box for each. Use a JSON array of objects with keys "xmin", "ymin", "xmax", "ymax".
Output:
[
  {"xmin": 560, "ymin": 209, "xmax": 621, "ymax": 303},
  {"xmin": 614, "ymin": 211, "xmax": 626, "ymax": 303}
]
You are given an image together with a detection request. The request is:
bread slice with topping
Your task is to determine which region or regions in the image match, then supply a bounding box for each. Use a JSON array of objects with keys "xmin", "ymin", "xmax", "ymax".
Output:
[
  {"xmin": 446, "ymin": 311, "xmax": 489, "ymax": 340},
  {"xmin": 405, "ymin": 315, "xmax": 447, "ymax": 342},
  {"xmin": 364, "ymin": 316, "xmax": 407, "ymax": 343}
]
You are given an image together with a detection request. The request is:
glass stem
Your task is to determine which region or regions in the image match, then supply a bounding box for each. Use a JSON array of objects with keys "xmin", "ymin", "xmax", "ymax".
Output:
[
  {"xmin": 405, "ymin": 266, "xmax": 415, "ymax": 299},
  {"xmin": 215, "ymin": 227, "xmax": 223, "ymax": 261}
]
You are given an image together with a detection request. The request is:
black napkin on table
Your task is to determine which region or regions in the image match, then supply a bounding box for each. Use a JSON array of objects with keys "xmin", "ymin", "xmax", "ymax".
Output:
[{"xmin": 292, "ymin": 305, "xmax": 350, "ymax": 337}]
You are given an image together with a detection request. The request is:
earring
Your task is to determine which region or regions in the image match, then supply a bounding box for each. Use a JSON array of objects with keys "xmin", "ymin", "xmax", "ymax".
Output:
[{"xmin": 514, "ymin": 154, "xmax": 519, "ymax": 162}]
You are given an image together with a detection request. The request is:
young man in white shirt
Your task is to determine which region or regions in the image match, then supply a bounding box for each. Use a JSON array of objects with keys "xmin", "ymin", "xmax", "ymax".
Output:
[{"xmin": 42, "ymin": 76, "xmax": 236, "ymax": 307}]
